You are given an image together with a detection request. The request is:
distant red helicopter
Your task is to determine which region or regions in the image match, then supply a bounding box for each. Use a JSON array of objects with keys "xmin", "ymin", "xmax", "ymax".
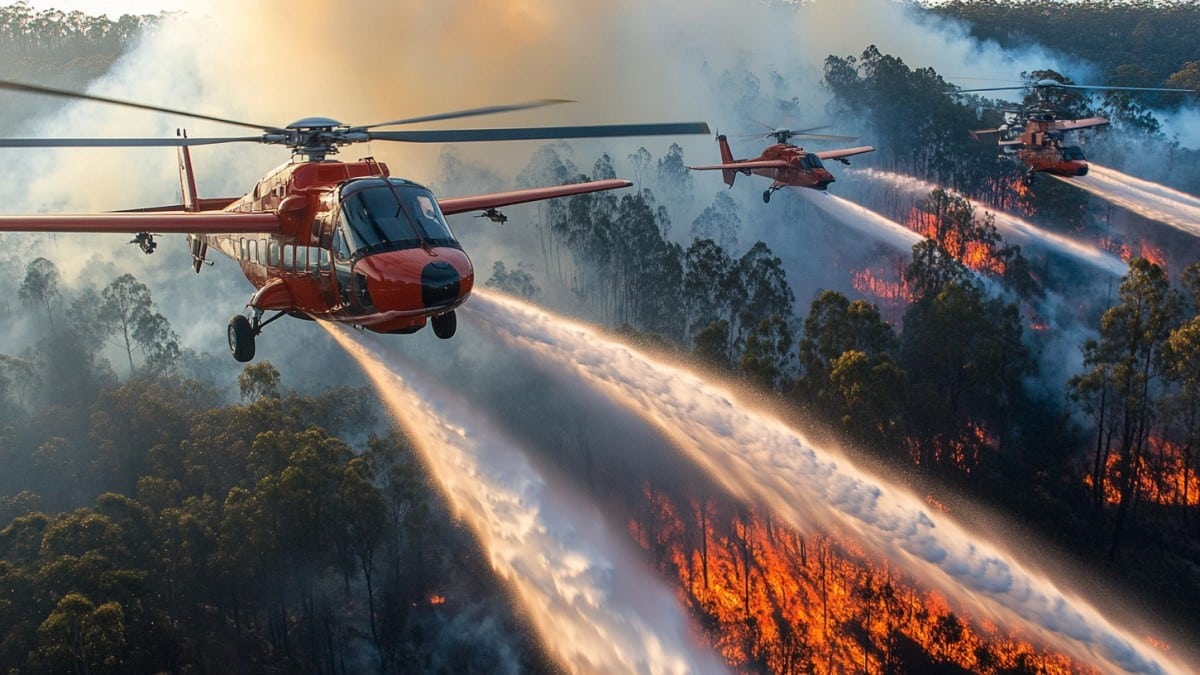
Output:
[
  {"xmin": 0, "ymin": 79, "xmax": 709, "ymax": 361},
  {"xmin": 969, "ymin": 107, "xmax": 1108, "ymax": 179},
  {"xmin": 958, "ymin": 77, "xmax": 1194, "ymax": 180},
  {"xmin": 688, "ymin": 126, "xmax": 874, "ymax": 202}
]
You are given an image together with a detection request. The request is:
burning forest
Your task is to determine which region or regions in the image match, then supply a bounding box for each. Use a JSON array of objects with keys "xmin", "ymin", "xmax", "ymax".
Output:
[{"xmin": 2, "ymin": 1, "xmax": 1200, "ymax": 673}]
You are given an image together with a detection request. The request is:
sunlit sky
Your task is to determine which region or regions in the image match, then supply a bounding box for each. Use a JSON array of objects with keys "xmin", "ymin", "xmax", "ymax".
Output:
[{"xmin": 18, "ymin": 0, "xmax": 191, "ymax": 17}]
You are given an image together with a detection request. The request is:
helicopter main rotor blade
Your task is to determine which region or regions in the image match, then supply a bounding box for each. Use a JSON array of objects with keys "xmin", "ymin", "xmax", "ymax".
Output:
[
  {"xmin": 359, "ymin": 99, "xmax": 574, "ymax": 130},
  {"xmin": 0, "ymin": 79, "xmax": 284, "ymax": 133},
  {"xmin": 955, "ymin": 86, "xmax": 1028, "ymax": 93},
  {"xmin": 746, "ymin": 118, "xmax": 777, "ymax": 132},
  {"xmin": 367, "ymin": 121, "xmax": 711, "ymax": 143},
  {"xmin": 957, "ymin": 83, "xmax": 1195, "ymax": 94},
  {"xmin": 787, "ymin": 132, "xmax": 859, "ymax": 142},
  {"xmin": 1052, "ymin": 83, "xmax": 1197, "ymax": 93},
  {"xmin": 0, "ymin": 136, "xmax": 263, "ymax": 148}
]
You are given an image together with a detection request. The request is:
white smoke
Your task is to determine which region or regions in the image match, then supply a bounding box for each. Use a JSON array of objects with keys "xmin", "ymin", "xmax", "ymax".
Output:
[{"xmin": 0, "ymin": 0, "xmax": 1111, "ymax": 372}]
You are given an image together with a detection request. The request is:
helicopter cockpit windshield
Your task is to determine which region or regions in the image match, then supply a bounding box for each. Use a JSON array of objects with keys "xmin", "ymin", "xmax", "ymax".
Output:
[
  {"xmin": 800, "ymin": 153, "xmax": 826, "ymax": 170},
  {"xmin": 1062, "ymin": 146, "xmax": 1086, "ymax": 161},
  {"xmin": 336, "ymin": 178, "xmax": 461, "ymax": 257}
]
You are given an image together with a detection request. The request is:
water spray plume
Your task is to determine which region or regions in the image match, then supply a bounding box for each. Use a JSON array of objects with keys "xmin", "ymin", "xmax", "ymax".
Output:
[
  {"xmin": 323, "ymin": 323, "xmax": 729, "ymax": 675},
  {"xmin": 465, "ymin": 289, "xmax": 1187, "ymax": 675},
  {"xmin": 1055, "ymin": 166, "xmax": 1200, "ymax": 240},
  {"xmin": 1086, "ymin": 165, "xmax": 1200, "ymax": 211},
  {"xmin": 854, "ymin": 168, "xmax": 1128, "ymax": 276},
  {"xmin": 793, "ymin": 189, "xmax": 924, "ymax": 252}
]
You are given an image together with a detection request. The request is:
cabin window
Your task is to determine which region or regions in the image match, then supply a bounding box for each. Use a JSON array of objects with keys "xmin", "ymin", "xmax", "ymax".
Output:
[
  {"xmin": 249, "ymin": 240, "xmax": 259, "ymax": 264},
  {"xmin": 239, "ymin": 238, "xmax": 247, "ymax": 261},
  {"xmin": 1063, "ymin": 146, "xmax": 1085, "ymax": 161},
  {"xmin": 318, "ymin": 247, "xmax": 331, "ymax": 271},
  {"xmin": 283, "ymin": 244, "xmax": 295, "ymax": 271},
  {"xmin": 267, "ymin": 241, "xmax": 280, "ymax": 267}
]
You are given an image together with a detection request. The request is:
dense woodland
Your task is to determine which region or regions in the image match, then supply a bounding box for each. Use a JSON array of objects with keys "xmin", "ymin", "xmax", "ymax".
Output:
[{"xmin": 2, "ymin": 1, "xmax": 1200, "ymax": 672}]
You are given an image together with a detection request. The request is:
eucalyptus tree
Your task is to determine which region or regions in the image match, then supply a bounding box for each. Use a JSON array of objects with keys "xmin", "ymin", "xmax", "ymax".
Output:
[
  {"xmin": 18, "ymin": 257, "xmax": 60, "ymax": 331},
  {"xmin": 1068, "ymin": 258, "xmax": 1183, "ymax": 556}
]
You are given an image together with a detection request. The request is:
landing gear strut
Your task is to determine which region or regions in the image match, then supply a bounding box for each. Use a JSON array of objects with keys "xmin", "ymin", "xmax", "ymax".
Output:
[{"xmin": 227, "ymin": 309, "xmax": 287, "ymax": 362}]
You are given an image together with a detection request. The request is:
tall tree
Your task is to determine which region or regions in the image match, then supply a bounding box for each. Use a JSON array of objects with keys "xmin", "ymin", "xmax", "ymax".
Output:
[
  {"xmin": 682, "ymin": 238, "xmax": 739, "ymax": 346},
  {"xmin": 690, "ymin": 192, "xmax": 743, "ymax": 253},
  {"xmin": 901, "ymin": 276, "xmax": 1030, "ymax": 478},
  {"xmin": 18, "ymin": 257, "xmax": 61, "ymax": 331},
  {"xmin": 485, "ymin": 260, "xmax": 541, "ymax": 299},
  {"xmin": 796, "ymin": 290, "xmax": 905, "ymax": 446},
  {"xmin": 1068, "ymin": 258, "xmax": 1183, "ymax": 557},
  {"xmin": 98, "ymin": 274, "xmax": 179, "ymax": 373}
]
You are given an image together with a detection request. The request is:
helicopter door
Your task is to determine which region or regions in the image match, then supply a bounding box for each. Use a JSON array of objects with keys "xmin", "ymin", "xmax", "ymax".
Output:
[
  {"xmin": 312, "ymin": 216, "xmax": 340, "ymax": 310},
  {"xmin": 331, "ymin": 226, "xmax": 356, "ymax": 310}
]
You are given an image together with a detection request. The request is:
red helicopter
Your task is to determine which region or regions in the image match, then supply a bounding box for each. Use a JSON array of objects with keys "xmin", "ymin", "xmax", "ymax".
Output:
[
  {"xmin": 688, "ymin": 126, "xmax": 874, "ymax": 202},
  {"xmin": 968, "ymin": 105, "xmax": 1107, "ymax": 179},
  {"xmin": 958, "ymin": 77, "xmax": 1194, "ymax": 180},
  {"xmin": 0, "ymin": 80, "xmax": 709, "ymax": 361}
]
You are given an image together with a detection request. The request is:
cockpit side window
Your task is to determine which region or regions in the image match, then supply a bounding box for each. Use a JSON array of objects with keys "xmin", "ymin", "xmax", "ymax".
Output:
[
  {"xmin": 332, "ymin": 227, "xmax": 351, "ymax": 261},
  {"xmin": 806, "ymin": 154, "xmax": 826, "ymax": 169}
]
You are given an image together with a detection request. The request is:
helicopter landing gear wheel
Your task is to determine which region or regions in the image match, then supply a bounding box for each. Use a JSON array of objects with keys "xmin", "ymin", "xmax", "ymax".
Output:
[
  {"xmin": 762, "ymin": 189, "xmax": 772, "ymax": 204},
  {"xmin": 228, "ymin": 314, "xmax": 256, "ymax": 362},
  {"xmin": 431, "ymin": 311, "xmax": 457, "ymax": 339}
]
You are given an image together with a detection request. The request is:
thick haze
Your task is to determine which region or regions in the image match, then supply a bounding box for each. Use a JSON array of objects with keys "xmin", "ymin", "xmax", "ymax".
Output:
[{"xmin": 0, "ymin": 0, "xmax": 1097, "ymax": 375}]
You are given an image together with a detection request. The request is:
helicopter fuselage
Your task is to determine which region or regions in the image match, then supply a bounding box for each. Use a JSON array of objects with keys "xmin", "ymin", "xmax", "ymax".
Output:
[
  {"xmin": 740, "ymin": 143, "xmax": 837, "ymax": 190},
  {"xmin": 205, "ymin": 158, "xmax": 473, "ymax": 334}
]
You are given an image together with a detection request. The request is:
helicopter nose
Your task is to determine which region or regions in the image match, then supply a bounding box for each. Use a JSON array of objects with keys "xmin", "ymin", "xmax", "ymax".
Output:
[
  {"xmin": 355, "ymin": 248, "xmax": 474, "ymax": 313},
  {"xmin": 420, "ymin": 260, "xmax": 462, "ymax": 308}
]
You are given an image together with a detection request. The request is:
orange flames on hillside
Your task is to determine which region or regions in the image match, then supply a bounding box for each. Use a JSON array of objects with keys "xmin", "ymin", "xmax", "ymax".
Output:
[
  {"xmin": 906, "ymin": 208, "xmax": 1007, "ymax": 276},
  {"xmin": 1084, "ymin": 437, "xmax": 1200, "ymax": 507},
  {"xmin": 630, "ymin": 488, "xmax": 1097, "ymax": 674},
  {"xmin": 1098, "ymin": 237, "xmax": 1167, "ymax": 269}
]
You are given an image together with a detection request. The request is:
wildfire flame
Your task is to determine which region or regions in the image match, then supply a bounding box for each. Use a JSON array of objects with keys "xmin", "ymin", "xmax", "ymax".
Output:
[
  {"xmin": 630, "ymin": 487, "xmax": 1099, "ymax": 674},
  {"xmin": 906, "ymin": 208, "xmax": 1007, "ymax": 276},
  {"xmin": 1085, "ymin": 437, "xmax": 1200, "ymax": 507}
]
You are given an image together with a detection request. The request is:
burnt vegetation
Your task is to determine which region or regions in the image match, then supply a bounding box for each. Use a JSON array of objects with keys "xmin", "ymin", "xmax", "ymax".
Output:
[{"xmin": 2, "ymin": 1, "xmax": 1200, "ymax": 672}]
